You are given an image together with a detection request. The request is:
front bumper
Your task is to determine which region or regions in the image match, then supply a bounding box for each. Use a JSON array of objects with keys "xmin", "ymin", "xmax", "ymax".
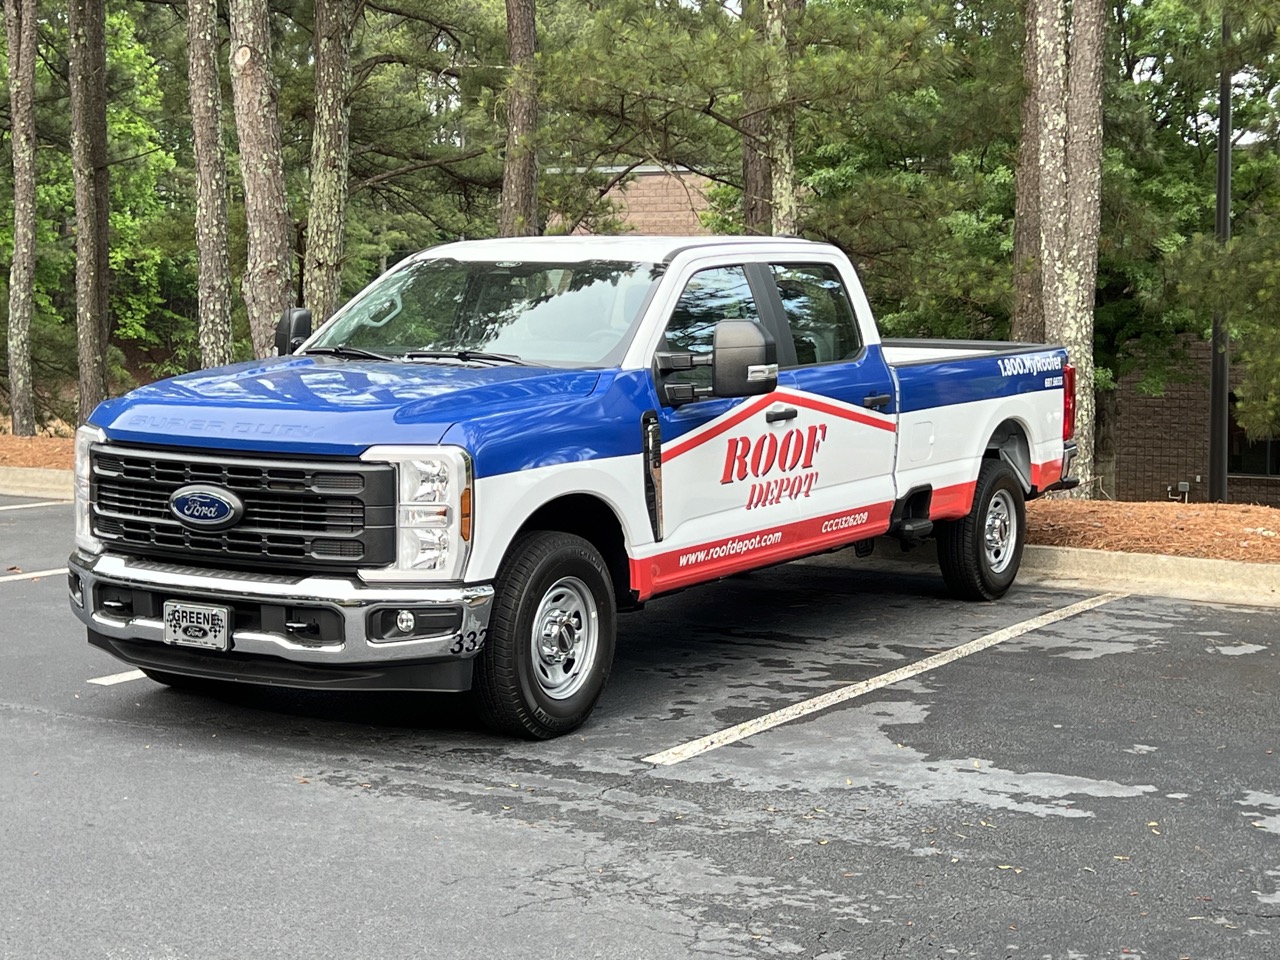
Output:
[{"xmin": 67, "ymin": 551, "xmax": 493, "ymax": 692}]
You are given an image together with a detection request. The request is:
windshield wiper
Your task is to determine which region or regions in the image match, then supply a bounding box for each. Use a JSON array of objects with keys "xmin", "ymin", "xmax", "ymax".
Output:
[
  {"xmin": 402, "ymin": 350, "xmax": 531, "ymax": 366},
  {"xmin": 303, "ymin": 345, "xmax": 396, "ymax": 362}
]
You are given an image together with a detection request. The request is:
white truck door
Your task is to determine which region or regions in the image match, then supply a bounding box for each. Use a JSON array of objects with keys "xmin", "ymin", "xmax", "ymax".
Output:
[{"xmin": 638, "ymin": 264, "xmax": 804, "ymax": 595}]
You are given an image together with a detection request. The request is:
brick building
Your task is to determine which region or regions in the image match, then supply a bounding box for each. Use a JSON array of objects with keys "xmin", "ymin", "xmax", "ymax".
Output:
[
  {"xmin": 1112, "ymin": 340, "xmax": 1279, "ymax": 506},
  {"xmin": 592, "ymin": 165, "xmax": 710, "ymax": 235}
]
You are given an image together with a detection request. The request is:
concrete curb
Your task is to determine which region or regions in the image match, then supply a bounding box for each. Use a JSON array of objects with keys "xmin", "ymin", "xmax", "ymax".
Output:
[
  {"xmin": 0, "ymin": 467, "xmax": 73, "ymax": 501},
  {"xmin": 0, "ymin": 469, "xmax": 1272, "ymax": 606},
  {"xmin": 807, "ymin": 539, "xmax": 1280, "ymax": 608}
]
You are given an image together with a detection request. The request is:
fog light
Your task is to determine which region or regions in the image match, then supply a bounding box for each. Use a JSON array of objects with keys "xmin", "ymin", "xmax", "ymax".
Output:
[
  {"xmin": 368, "ymin": 606, "xmax": 465, "ymax": 643},
  {"xmin": 68, "ymin": 572, "xmax": 84, "ymax": 608}
]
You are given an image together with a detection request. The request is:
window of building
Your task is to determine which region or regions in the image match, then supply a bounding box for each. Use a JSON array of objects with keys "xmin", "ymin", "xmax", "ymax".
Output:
[{"xmin": 1228, "ymin": 395, "xmax": 1280, "ymax": 476}]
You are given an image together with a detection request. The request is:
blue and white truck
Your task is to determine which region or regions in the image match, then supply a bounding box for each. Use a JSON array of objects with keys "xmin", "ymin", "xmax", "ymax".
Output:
[{"xmin": 68, "ymin": 236, "xmax": 1078, "ymax": 738}]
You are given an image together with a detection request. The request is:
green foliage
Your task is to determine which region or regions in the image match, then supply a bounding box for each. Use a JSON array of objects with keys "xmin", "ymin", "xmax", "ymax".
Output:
[{"xmin": 5, "ymin": 0, "xmax": 1280, "ymax": 439}]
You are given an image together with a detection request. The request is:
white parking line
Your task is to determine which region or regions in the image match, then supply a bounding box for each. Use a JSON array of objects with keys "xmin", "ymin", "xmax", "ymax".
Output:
[
  {"xmin": 0, "ymin": 567, "xmax": 69, "ymax": 584},
  {"xmin": 0, "ymin": 500, "xmax": 72, "ymax": 511},
  {"xmin": 642, "ymin": 592, "xmax": 1128, "ymax": 766},
  {"xmin": 87, "ymin": 670, "xmax": 147, "ymax": 686}
]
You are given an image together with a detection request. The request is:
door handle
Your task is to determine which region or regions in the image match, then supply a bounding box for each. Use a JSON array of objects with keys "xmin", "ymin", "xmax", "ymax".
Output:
[
  {"xmin": 863, "ymin": 393, "xmax": 892, "ymax": 411},
  {"xmin": 765, "ymin": 407, "xmax": 798, "ymax": 424}
]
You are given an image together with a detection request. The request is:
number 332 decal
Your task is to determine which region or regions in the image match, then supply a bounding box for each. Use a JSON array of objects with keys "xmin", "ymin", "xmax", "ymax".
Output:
[{"xmin": 450, "ymin": 628, "xmax": 487, "ymax": 655}]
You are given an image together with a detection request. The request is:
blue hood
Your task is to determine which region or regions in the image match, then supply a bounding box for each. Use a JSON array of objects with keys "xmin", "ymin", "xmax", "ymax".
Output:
[{"xmin": 91, "ymin": 356, "xmax": 603, "ymax": 457}]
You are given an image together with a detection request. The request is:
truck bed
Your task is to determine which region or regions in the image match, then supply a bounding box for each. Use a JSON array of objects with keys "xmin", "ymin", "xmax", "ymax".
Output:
[{"xmin": 881, "ymin": 338, "xmax": 1057, "ymax": 366}]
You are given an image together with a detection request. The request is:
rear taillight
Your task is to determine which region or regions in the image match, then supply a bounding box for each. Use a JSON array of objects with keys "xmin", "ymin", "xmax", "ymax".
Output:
[{"xmin": 1062, "ymin": 362, "xmax": 1076, "ymax": 442}]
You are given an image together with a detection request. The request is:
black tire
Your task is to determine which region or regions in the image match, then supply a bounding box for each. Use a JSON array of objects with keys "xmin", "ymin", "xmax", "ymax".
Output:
[
  {"xmin": 471, "ymin": 531, "xmax": 617, "ymax": 739},
  {"xmin": 936, "ymin": 458, "xmax": 1026, "ymax": 601}
]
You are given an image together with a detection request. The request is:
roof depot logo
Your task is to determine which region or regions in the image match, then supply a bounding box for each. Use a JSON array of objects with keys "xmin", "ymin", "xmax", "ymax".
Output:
[{"xmin": 720, "ymin": 423, "xmax": 826, "ymax": 510}]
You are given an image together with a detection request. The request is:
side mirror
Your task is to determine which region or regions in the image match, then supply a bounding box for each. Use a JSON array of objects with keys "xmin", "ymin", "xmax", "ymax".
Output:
[
  {"xmin": 275, "ymin": 307, "xmax": 312, "ymax": 356},
  {"xmin": 712, "ymin": 320, "xmax": 777, "ymax": 397}
]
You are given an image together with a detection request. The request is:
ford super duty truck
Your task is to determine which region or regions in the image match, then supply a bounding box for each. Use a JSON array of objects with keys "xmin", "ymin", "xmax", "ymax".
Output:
[{"xmin": 69, "ymin": 236, "xmax": 1078, "ymax": 738}]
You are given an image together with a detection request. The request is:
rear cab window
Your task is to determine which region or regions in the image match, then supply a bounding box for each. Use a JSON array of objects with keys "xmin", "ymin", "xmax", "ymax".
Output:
[{"xmin": 768, "ymin": 263, "xmax": 863, "ymax": 368}]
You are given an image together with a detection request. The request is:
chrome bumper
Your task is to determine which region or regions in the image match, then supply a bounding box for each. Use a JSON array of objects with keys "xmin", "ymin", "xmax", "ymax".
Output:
[{"xmin": 67, "ymin": 551, "xmax": 493, "ymax": 667}]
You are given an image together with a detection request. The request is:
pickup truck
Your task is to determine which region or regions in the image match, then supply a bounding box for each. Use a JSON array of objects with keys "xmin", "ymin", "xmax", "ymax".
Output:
[{"xmin": 68, "ymin": 236, "xmax": 1078, "ymax": 738}]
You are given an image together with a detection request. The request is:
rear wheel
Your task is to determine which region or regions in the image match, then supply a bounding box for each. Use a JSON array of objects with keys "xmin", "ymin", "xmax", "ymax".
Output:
[
  {"xmin": 937, "ymin": 459, "xmax": 1026, "ymax": 601},
  {"xmin": 471, "ymin": 531, "xmax": 616, "ymax": 739}
]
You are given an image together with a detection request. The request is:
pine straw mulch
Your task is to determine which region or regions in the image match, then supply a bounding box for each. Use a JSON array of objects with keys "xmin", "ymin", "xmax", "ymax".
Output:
[
  {"xmin": 1026, "ymin": 498, "xmax": 1280, "ymax": 565},
  {"xmin": 1, "ymin": 434, "xmax": 1277, "ymax": 564},
  {"xmin": 0, "ymin": 434, "xmax": 75, "ymax": 471}
]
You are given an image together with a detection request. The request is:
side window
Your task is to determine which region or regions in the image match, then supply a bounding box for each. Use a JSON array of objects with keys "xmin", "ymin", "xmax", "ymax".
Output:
[
  {"xmin": 661, "ymin": 266, "xmax": 762, "ymax": 386},
  {"xmin": 771, "ymin": 263, "xmax": 863, "ymax": 367}
]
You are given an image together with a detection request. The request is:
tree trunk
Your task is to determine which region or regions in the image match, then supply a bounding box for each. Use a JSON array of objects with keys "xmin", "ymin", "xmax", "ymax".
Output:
[
  {"xmin": 68, "ymin": 0, "xmax": 110, "ymax": 422},
  {"xmin": 187, "ymin": 0, "xmax": 234, "ymax": 368},
  {"xmin": 303, "ymin": 0, "xmax": 357, "ymax": 325},
  {"xmin": 1027, "ymin": 0, "xmax": 1102, "ymax": 496},
  {"xmin": 742, "ymin": 0, "xmax": 772, "ymax": 235},
  {"xmin": 764, "ymin": 0, "xmax": 803, "ymax": 236},
  {"xmin": 498, "ymin": 0, "xmax": 538, "ymax": 237},
  {"xmin": 1011, "ymin": 1, "xmax": 1044, "ymax": 343},
  {"xmin": 229, "ymin": 0, "xmax": 293, "ymax": 357},
  {"xmin": 1062, "ymin": 0, "xmax": 1105, "ymax": 496},
  {"xmin": 4, "ymin": 0, "xmax": 37, "ymax": 434}
]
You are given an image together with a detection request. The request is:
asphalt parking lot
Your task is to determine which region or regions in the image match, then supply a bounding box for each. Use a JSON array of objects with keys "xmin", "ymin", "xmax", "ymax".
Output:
[{"xmin": 2, "ymin": 493, "xmax": 1277, "ymax": 960}]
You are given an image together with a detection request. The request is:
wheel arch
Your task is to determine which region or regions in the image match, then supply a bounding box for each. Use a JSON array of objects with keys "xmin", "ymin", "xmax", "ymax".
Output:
[
  {"xmin": 984, "ymin": 417, "xmax": 1034, "ymax": 494},
  {"xmin": 511, "ymin": 493, "xmax": 636, "ymax": 610}
]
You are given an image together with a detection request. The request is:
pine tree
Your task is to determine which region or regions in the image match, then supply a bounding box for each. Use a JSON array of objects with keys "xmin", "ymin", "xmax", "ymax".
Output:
[
  {"xmin": 4, "ymin": 0, "xmax": 37, "ymax": 433},
  {"xmin": 229, "ymin": 0, "xmax": 293, "ymax": 357},
  {"xmin": 187, "ymin": 0, "xmax": 233, "ymax": 367}
]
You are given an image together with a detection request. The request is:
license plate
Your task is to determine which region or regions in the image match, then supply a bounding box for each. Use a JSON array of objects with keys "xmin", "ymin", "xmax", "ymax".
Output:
[{"xmin": 163, "ymin": 601, "xmax": 231, "ymax": 651}]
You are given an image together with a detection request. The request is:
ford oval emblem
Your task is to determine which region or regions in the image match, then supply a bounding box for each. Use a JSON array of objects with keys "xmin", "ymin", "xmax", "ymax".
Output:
[{"xmin": 169, "ymin": 484, "xmax": 245, "ymax": 531}]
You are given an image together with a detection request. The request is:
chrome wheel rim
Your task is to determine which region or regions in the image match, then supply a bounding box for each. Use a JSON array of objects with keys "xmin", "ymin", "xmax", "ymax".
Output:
[
  {"xmin": 530, "ymin": 576, "xmax": 599, "ymax": 700},
  {"xmin": 984, "ymin": 489, "xmax": 1017, "ymax": 574}
]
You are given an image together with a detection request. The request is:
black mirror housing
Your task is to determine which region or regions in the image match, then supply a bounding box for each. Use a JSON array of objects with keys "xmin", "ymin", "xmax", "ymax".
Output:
[
  {"xmin": 275, "ymin": 307, "xmax": 313, "ymax": 356},
  {"xmin": 712, "ymin": 320, "xmax": 777, "ymax": 397}
]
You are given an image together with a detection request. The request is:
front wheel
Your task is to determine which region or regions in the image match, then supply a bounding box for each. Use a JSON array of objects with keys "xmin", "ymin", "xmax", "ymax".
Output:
[
  {"xmin": 936, "ymin": 459, "xmax": 1026, "ymax": 601},
  {"xmin": 471, "ymin": 531, "xmax": 617, "ymax": 739}
]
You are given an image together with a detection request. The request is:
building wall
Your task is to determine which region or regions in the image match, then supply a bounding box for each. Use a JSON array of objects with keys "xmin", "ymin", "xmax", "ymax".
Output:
[
  {"xmin": 603, "ymin": 167, "xmax": 710, "ymax": 236},
  {"xmin": 1114, "ymin": 340, "xmax": 1280, "ymax": 506}
]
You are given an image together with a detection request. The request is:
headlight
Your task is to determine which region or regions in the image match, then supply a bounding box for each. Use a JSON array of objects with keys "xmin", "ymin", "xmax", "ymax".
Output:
[
  {"xmin": 359, "ymin": 446, "xmax": 473, "ymax": 581},
  {"xmin": 74, "ymin": 424, "xmax": 106, "ymax": 554}
]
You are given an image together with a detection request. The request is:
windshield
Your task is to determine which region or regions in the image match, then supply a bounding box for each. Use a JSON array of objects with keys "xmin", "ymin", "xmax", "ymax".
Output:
[{"xmin": 307, "ymin": 257, "xmax": 664, "ymax": 367}]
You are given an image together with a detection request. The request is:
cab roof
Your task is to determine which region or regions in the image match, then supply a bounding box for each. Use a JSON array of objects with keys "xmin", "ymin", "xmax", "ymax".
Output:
[{"xmin": 418, "ymin": 235, "xmax": 835, "ymax": 264}]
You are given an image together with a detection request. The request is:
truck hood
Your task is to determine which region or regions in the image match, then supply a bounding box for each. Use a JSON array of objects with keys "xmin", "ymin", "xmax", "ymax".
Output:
[{"xmin": 91, "ymin": 356, "xmax": 603, "ymax": 456}]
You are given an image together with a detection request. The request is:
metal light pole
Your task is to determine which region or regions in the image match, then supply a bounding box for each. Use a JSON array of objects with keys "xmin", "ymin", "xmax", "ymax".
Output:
[{"xmin": 1209, "ymin": 15, "xmax": 1231, "ymax": 503}]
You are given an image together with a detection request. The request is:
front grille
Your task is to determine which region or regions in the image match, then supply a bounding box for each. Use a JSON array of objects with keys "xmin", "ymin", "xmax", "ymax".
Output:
[{"xmin": 90, "ymin": 445, "xmax": 396, "ymax": 574}]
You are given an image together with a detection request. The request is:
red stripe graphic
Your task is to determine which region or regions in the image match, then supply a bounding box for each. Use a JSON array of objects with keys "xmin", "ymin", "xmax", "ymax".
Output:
[
  {"xmin": 630, "ymin": 501, "xmax": 894, "ymax": 600},
  {"xmin": 929, "ymin": 481, "xmax": 977, "ymax": 521},
  {"xmin": 930, "ymin": 458, "xmax": 1066, "ymax": 522},
  {"xmin": 661, "ymin": 390, "xmax": 895, "ymax": 464},
  {"xmin": 1031, "ymin": 458, "xmax": 1063, "ymax": 490}
]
